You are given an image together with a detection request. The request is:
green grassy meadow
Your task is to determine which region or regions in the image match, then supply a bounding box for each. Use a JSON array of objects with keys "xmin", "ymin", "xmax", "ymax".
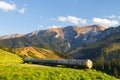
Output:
[
  {"xmin": 0, "ymin": 48, "xmax": 118, "ymax": 80},
  {"xmin": 0, "ymin": 49, "xmax": 23, "ymax": 63},
  {"xmin": 0, "ymin": 64, "xmax": 117, "ymax": 80}
]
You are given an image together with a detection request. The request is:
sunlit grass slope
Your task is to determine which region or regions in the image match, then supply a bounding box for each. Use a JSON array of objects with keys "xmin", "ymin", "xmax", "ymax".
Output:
[
  {"xmin": 0, "ymin": 49, "xmax": 22, "ymax": 63},
  {"xmin": 13, "ymin": 47, "xmax": 64, "ymax": 59},
  {"xmin": 0, "ymin": 64, "xmax": 117, "ymax": 80},
  {"xmin": 0, "ymin": 48, "xmax": 117, "ymax": 80}
]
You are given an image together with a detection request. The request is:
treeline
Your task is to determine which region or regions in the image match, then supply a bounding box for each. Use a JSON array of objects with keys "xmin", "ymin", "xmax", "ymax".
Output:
[
  {"xmin": 69, "ymin": 32, "xmax": 120, "ymax": 78},
  {"xmin": 93, "ymin": 50, "xmax": 120, "ymax": 78}
]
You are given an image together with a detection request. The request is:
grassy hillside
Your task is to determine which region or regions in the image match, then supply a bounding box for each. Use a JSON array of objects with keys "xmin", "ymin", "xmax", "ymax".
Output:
[
  {"xmin": 13, "ymin": 47, "xmax": 63, "ymax": 59},
  {"xmin": 0, "ymin": 49, "xmax": 22, "ymax": 63},
  {"xmin": 10, "ymin": 47, "xmax": 71, "ymax": 60},
  {"xmin": 0, "ymin": 64, "xmax": 117, "ymax": 80},
  {"xmin": 0, "ymin": 48, "xmax": 117, "ymax": 80}
]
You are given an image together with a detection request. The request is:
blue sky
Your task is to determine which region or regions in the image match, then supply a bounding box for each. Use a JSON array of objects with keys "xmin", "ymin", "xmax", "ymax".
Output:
[{"xmin": 0, "ymin": 0, "xmax": 120, "ymax": 36}]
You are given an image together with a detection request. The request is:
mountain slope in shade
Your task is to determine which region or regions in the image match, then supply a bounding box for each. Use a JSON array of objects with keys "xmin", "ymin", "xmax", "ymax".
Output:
[{"xmin": 70, "ymin": 30, "xmax": 120, "ymax": 59}]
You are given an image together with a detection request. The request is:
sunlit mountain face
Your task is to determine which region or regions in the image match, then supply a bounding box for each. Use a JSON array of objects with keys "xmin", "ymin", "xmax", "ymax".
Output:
[
  {"xmin": 1, "ymin": 24, "xmax": 120, "ymax": 53},
  {"xmin": 0, "ymin": 24, "xmax": 106, "ymax": 51}
]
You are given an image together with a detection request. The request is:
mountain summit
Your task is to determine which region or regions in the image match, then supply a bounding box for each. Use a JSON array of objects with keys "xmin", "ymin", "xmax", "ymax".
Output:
[{"xmin": 25, "ymin": 24, "xmax": 106, "ymax": 39}]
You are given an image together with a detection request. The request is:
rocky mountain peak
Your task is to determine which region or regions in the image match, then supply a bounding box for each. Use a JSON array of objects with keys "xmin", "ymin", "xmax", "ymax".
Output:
[
  {"xmin": 73, "ymin": 24, "xmax": 106, "ymax": 35},
  {"xmin": 46, "ymin": 27, "xmax": 64, "ymax": 38}
]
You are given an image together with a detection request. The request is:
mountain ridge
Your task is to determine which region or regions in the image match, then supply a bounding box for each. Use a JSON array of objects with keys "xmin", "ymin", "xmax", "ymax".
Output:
[
  {"xmin": 0, "ymin": 24, "xmax": 111, "ymax": 51},
  {"xmin": 0, "ymin": 24, "xmax": 106, "ymax": 40},
  {"xmin": 0, "ymin": 24, "xmax": 107, "ymax": 52},
  {"xmin": 1, "ymin": 25, "xmax": 120, "ymax": 52}
]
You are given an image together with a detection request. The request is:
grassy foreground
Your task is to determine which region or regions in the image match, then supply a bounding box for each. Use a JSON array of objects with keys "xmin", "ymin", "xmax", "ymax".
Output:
[
  {"xmin": 0, "ymin": 48, "xmax": 118, "ymax": 80},
  {"xmin": 0, "ymin": 64, "xmax": 117, "ymax": 80}
]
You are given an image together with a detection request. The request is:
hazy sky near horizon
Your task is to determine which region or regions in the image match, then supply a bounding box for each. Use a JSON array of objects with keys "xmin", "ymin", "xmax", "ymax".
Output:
[{"xmin": 0, "ymin": 0, "xmax": 120, "ymax": 36}]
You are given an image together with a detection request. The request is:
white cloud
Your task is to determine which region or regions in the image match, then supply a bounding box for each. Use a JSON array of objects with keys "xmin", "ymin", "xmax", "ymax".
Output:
[
  {"xmin": 50, "ymin": 25, "xmax": 62, "ymax": 28},
  {"xmin": 38, "ymin": 25, "xmax": 44, "ymax": 28},
  {"xmin": 58, "ymin": 16, "xmax": 87, "ymax": 24},
  {"xmin": 107, "ymin": 15, "xmax": 116, "ymax": 18},
  {"xmin": 93, "ymin": 18, "xmax": 119, "ymax": 27},
  {"xmin": 0, "ymin": 1, "xmax": 26, "ymax": 14},
  {"xmin": 67, "ymin": 16, "xmax": 86, "ymax": 24},
  {"xmin": 0, "ymin": 1, "xmax": 16, "ymax": 12},
  {"xmin": 18, "ymin": 8, "xmax": 25, "ymax": 14},
  {"xmin": 105, "ymin": 15, "xmax": 120, "ymax": 19},
  {"xmin": 58, "ymin": 16, "xmax": 67, "ymax": 21},
  {"xmin": 37, "ymin": 25, "xmax": 47, "ymax": 30}
]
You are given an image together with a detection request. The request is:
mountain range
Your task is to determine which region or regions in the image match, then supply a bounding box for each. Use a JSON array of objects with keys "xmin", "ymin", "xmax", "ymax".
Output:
[
  {"xmin": 0, "ymin": 24, "xmax": 120, "ymax": 52},
  {"xmin": 1, "ymin": 24, "xmax": 120, "ymax": 77},
  {"xmin": 1, "ymin": 24, "xmax": 120, "ymax": 60},
  {"xmin": 0, "ymin": 25, "xmax": 106, "ymax": 51}
]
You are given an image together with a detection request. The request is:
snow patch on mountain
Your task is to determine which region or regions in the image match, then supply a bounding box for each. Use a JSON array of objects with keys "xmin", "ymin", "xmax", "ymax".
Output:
[
  {"xmin": 28, "ymin": 30, "xmax": 41, "ymax": 37},
  {"xmin": 74, "ymin": 35, "xmax": 80, "ymax": 38}
]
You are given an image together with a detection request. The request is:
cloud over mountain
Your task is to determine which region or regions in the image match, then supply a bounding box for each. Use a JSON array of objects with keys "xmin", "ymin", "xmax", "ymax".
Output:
[
  {"xmin": 58, "ymin": 16, "xmax": 87, "ymax": 25},
  {"xmin": 105, "ymin": 15, "xmax": 120, "ymax": 19},
  {"xmin": 107, "ymin": 15, "xmax": 116, "ymax": 18},
  {"xmin": 93, "ymin": 18, "xmax": 119, "ymax": 27}
]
